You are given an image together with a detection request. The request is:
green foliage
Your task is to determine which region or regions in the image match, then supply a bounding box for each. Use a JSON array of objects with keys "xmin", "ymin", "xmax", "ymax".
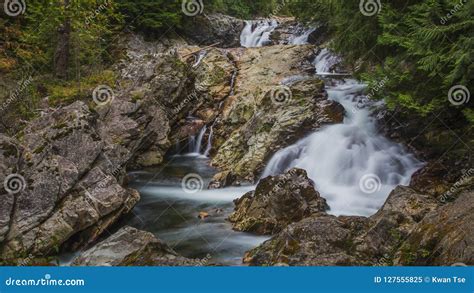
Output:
[
  {"xmin": 116, "ymin": 0, "xmax": 182, "ymax": 34},
  {"xmin": 16, "ymin": 0, "xmax": 123, "ymax": 77},
  {"xmin": 289, "ymin": 0, "xmax": 473, "ymax": 122},
  {"xmin": 208, "ymin": 0, "xmax": 278, "ymax": 18}
]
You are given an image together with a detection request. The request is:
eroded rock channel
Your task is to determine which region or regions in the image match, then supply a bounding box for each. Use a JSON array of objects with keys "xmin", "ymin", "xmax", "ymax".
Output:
[{"xmin": 0, "ymin": 15, "xmax": 472, "ymax": 267}]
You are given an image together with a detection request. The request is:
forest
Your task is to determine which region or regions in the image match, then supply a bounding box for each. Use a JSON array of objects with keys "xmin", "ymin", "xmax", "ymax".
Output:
[{"xmin": 0, "ymin": 0, "xmax": 472, "ymax": 268}]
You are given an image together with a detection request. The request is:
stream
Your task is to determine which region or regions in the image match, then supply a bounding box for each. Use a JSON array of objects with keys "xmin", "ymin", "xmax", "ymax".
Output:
[{"xmin": 119, "ymin": 20, "xmax": 422, "ymax": 265}]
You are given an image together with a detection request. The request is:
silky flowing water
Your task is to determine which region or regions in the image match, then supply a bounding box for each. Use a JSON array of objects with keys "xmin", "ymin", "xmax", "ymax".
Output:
[{"xmin": 118, "ymin": 21, "xmax": 422, "ymax": 265}]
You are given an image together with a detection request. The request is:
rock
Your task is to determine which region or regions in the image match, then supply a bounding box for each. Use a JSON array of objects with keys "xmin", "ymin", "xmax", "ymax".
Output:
[
  {"xmin": 307, "ymin": 25, "xmax": 330, "ymax": 45},
  {"xmin": 72, "ymin": 226, "xmax": 203, "ymax": 266},
  {"xmin": 394, "ymin": 187, "xmax": 473, "ymax": 266},
  {"xmin": 208, "ymin": 171, "xmax": 238, "ymax": 189},
  {"xmin": 0, "ymin": 102, "xmax": 144, "ymax": 262},
  {"xmin": 410, "ymin": 162, "xmax": 451, "ymax": 197},
  {"xmin": 198, "ymin": 212, "xmax": 210, "ymax": 220},
  {"xmin": 0, "ymin": 35, "xmax": 199, "ymax": 262},
  {"xmin": 244, "ymin": 214, "xmax": 370, "ymax": 266},
  {"xmin": 244, "ymin": 186, "xmax": 440, "ymax": 266},
  {"xmin": 181, "ymin": 14, "xmax": 245, "ymax": 48},
  {"xmin": 378, "ymin": 105, "xmax": 473, "ymax": 192},
  {"xmin": 353, "ymin": 186, "xmax": 439, "ymax": 262},
  {"xmin": 229, "ymin": 168, "xmax": 328, "ymax": 235},
  {"xmin": 210, "ymin": 45, "xmax": 344, "ymax": 183}
]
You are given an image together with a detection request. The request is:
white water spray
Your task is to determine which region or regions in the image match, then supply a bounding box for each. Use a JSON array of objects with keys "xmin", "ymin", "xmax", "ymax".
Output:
[
  {"xmin": 262, "ymin": 51, "xmax": 423, "ymax": 216},
  {"xmin": 240, "ymin": 20, "xmax": 278, "ymax": 48}
]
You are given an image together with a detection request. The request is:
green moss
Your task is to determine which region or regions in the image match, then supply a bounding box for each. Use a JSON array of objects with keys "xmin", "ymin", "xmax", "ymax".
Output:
[{"xmin": 47, "ymin": 70, "xmax": 117, "ymax": 107}]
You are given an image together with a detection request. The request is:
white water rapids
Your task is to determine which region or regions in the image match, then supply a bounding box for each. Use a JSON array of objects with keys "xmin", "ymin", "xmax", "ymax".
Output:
[
  {"xmin": 262, "ymin": 54, "xmax": 423, "ymax": 216},
  {"xmin": 106, "ymin": 20, "xmax": 424, "ymax": 267},
  {"xmin": 240, "ymin": 19, "xmax": 279, "ymax": 48}
]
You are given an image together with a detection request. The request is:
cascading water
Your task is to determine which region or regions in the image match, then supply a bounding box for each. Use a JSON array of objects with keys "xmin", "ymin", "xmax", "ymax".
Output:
[
  {"xmin": 204, "ymin": 124, "xmax": 214, "ymax": 157},
  {"xmin": 119, "ymin": 21, "xmax": 424, "ymax": 267},
  {"xmin": 192, "ymin": 50, "xmax": 207, "ymax": 68},
  {"xmin": 313, "ymin": 48, "xmax": 342, "ymax": 75},
  {"xmin": 240, "ymin": 20, "xmax": 278, "ymax": 48},
  {"xmin": 288, "ymin": 28, "xmax": 315, "ymax": 45},
  {"xmin": 193, "ymin": 125, "xmax": 207, "ymax": 154},
  {"xmin": 262, "ymin": 51, "xmax": 423, "ymax": 216}
]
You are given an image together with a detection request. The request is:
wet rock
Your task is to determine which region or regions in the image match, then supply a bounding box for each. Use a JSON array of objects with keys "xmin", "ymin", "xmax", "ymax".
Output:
[
  {"xmin": 394, "ymin": 187, "xmax": 473, "ymax": 266},
  {"xmin": 353, "ymin": 186, "xmax": 439, "ymax": 263},
  {"xmin": 307, "ymin": 25, "xmax": 330, "ymax": 46},
  {"xmin": 72, "ymin": 226, "xmax": 203, "ymax": 266},
  {"xmin": 198, "ymin": 212, "xmax": 210, "ymax": 220},
  {"xmin": 208, "ymin": 171, "xmax": 238, "ymax": 189},
  {"xmin": 244, "ymin": 214, "xmax": 369, "ymax": 266},
  {"xmin": 211, "ymin": 45, "xmax": 344, "ymax": 183},
  {"xmin": 244, "ymin": 186, "xmax": 440, "ymax": 266},
  {"xmin": 182, "ymin": 14, "xmax": 245, "ymax": 48},
  {"xmin": 0, "ymin": 35, "xmax": 201, "ymax": 262},
  {"xmin": 229, "ymin": 168, "xmax": 328, "ymax": 235}
]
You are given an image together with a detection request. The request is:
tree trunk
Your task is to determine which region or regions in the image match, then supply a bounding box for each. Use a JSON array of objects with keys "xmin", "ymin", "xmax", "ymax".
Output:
[{"xmin": 54, "ymin": 0, "xmax": 71, "ymax": 79}]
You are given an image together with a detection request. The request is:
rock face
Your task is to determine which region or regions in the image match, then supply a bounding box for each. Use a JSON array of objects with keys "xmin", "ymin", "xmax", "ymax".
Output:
[
  {"xmin": 182, "ymin": 14, "xmax": 245, "ymax": 48},
  {"xmin": 243, "ymin": 186, "xmax": 446, "ymax": 266},
  {"xmin": 394, "ymin": 188, "xmax": 473, "ymax": 266},
  {"xmin": 72, "ymin": 226, "xmax": 204, "ymax": 266},
  {"xmin": 210, "ymin": 45, "xmax": 344, "ymax": 183},
  {"xmin": 229, "ymin": 168, "xmax": 328, "ymax": 235},
  {"xmin": 0, "ymin": 101, "xmax": 143, "ymax": 263},
  {"xmin": 0, "ymin": 36, "xmax": 196, "ymax": 264}
]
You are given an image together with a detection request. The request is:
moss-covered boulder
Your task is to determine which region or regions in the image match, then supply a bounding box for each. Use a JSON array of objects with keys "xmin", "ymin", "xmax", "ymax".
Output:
[{"xmin": 229, "ymin": 168, "xmax": 328, "ymax": 235}]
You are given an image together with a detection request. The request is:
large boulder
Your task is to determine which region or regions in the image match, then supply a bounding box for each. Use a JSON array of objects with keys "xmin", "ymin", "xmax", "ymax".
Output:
[
  {"xmin": 0, "ymin": 102, "xmax": 142, "ymax": 263},
  {"xmin": 244, "ymin": 214, "xmax": 370, "ymax": 266},
  {"xmin": 210, "ymin": 45, "xmax": 344, "ymax": 183},
  {"xmin": 181, "ymin": 14, "xmax": 245, "ymax": 48},
  {"xmin": 0, "ymin": 36, "xmax": 197, "ymax": 263},
  {"xmin": 394, "ymin": 187, "xmax": 473, "ymax": 266},
  {"xmin": 72, "ymin": 226, "xmax": 204, "ymax": 266},
  {"xmin": 229, "ymin": 168, "xmax": 328, "ymax": 235},
  {"xmin": 244, "ymin": 186, "xmax": 441, "ymax": 266}
]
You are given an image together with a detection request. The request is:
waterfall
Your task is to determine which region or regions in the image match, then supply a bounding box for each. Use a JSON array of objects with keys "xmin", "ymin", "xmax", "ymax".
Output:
[
  {"xmin": 240, "ymin": 20, "xmax": 278, "ymax": 48},
  {"xmin": 192, "ymin": 50, "xmax": 207, "ymax": 68},
  {"xmin": 289, "ymin": 28, "xmax": 316, "ymax": 45},
  {"xmin": 192, "ymin": 125, "xmax": 207, "ymax": 154},
  {"xmin": 188, "ymin": 135, "xmax": 196, "ymax": 154},
  {"xmin": 313, "ymin": 48, "xmax": 342, "ymax": 75},
  {"xmin": 204, "ymin": 125, "xmax": 214, "ymax": 157},
  {"xmin": 262, "ymin": 51, "xmax": 423, "ymax": 217}
]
